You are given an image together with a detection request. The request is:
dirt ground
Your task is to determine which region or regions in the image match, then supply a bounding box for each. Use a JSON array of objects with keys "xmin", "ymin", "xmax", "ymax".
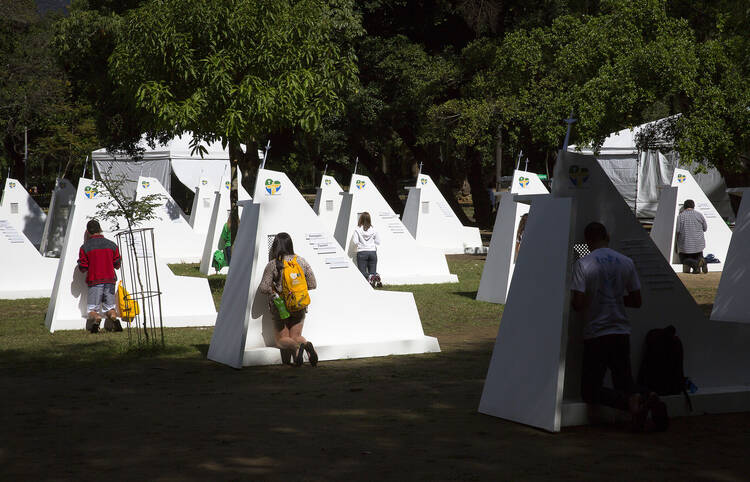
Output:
[{"xmin": 2, "ymin": 273, "xmax": 749, "ymax": 481}]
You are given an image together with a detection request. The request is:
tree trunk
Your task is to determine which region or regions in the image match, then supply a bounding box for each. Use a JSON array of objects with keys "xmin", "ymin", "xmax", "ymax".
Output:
[
  {"xmin": 358, "ymin": 154, "xmax": 404, "ymax": 213},
  {"xmin": 466, "ymin": 148, "xmax": 491, "ymax": 229},
  {"xmin": 228, "ymin": 140, "xmax": 242, "ymax": 245},
  {"xmin": 495, "ymin": 126, "xmax": 503, "ymax": 191}
]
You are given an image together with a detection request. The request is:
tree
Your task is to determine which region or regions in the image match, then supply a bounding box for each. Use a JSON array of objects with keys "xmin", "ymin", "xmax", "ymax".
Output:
[{"xmin": 71, "ymin": 0, "xmax": 361, "ymax": 244}]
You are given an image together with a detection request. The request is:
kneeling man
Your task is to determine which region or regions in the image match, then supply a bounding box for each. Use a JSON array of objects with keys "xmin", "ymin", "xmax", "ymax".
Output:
[
  {"xmin": 571, "ymin": 222, "xmax": 668, "ymax": 431},
  {"xmin": 78, "ymin": 219, "xmax": 122, "ymax": 333}
]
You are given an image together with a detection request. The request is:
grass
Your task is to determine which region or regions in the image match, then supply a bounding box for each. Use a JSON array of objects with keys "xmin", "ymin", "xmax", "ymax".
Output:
[
  {"xmin": 1, "ymin": 256, "xmax": 718, "ymax": 373},
  {"xmin": 0, "ymin": 256, "xmax": 498, "ymax": 373}
]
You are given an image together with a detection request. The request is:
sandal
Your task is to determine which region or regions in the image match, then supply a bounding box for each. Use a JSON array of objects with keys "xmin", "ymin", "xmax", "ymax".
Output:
[
  {"xmin": 294, "ymin": 343, "xmax": 305, "ymax": 367},
  {"xmin": 305, "ymin": 342, "xmax": 318, "ymax": 367}
]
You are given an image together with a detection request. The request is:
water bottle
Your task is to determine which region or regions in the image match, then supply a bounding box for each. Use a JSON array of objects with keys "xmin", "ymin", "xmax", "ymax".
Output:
[{"xmin": 273, "ymin": 293, "xmax": 290, "ymax": 319}]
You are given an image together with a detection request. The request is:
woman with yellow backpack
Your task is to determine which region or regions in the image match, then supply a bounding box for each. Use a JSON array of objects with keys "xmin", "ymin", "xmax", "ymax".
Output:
[{"xmin": 258, "ymin": 232, "xmax": 319, "ymax": 367}]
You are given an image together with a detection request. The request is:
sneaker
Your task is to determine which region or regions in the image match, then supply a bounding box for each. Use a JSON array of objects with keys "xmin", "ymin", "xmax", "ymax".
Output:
[
  {"xmin": 374, "ymin": 274, "xmax": 382, "ymax": 288},
  {"xmin": 647, "ymin": 393, "xmax": 669, "ymax": 432},
  {"xmin": 113, "ymin": 319, "xmax": 123, "ymax": 332},
  {"xmin": 280, "ymin": 348, "xmax": 293, "ymax": 365},
  {"xmin": 294, "ymin": 343, "xmax": 305, "ymax": 367},
  {"xmin": 86, "ymin": 316, "xmax": 100, "ymax": 334},
  {"xmin": 628, "ymin": 393, "xmax": 647, "ymax": 432},
  {"xmin": 305, "ymin": 341, "xmax": 319, "ymax": 367},
  {"xmin": 699, "ymin": 258, "xmax": 708, "ymax": 274}
]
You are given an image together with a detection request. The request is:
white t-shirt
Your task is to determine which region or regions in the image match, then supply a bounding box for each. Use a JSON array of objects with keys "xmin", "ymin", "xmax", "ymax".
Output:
[
  {"xmin": 570, "ymin": 247, "xmax": 641, "ymax": 339},
  {"xmin": 352, "ymin": 226, "xmax": 380, "ymax": 252}
]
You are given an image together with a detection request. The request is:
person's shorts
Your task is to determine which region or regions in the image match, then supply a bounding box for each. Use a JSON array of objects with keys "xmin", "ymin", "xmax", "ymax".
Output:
[
  {"xmin": 87, "ymin": 283, "xmax": 116, "ymax": 313},
  {"xmin": 274, "ymin": 310, "xmax": 306, "ymax": 331}
]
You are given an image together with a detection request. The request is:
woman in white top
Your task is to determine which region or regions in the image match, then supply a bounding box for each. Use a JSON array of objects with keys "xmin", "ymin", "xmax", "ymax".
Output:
[{"xmin": 352, "ymin": 212, "xmax": 381, "ymax": 284}]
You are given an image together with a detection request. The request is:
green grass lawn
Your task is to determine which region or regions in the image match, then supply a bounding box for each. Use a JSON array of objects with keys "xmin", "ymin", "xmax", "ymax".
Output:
[{"xmin": 0, "ymin": 256, "xmax": 502, "ymax": 372}]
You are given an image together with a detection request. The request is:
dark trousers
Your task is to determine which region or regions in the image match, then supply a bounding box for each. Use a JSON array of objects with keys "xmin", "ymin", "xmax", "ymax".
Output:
[
  {"xmin": 581, "ymin": 334, "xmax": 639, "ymax": 411},
  {"xmin": 224, "ymin": 246, "xmax": 232, "ymax": 266},
  {"xmin": 356, "ymin": 251, "xmax": 377, "ymax": 278},
  {"xmin": 679, "ymin": 252, "xmax": 702, "ymax": 272}
]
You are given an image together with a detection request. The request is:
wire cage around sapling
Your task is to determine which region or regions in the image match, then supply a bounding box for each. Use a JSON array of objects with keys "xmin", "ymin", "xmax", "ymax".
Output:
[{"xmin": 115, "ymin": 227, "xmax": 165, "ymax": 348}]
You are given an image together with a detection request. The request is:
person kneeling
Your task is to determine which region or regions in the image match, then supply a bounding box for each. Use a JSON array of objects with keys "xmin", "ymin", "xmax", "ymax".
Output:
[
  {"xmin": 259, "ymin": 233, "xmax": 319, "ymax": 367},
  {"xmin": 570, "ymin": 222, "xmax": 668, "ymax": 432},
  {"xmin": 78, "ymin": 220, "xmax": 123, "ymax": 333}
]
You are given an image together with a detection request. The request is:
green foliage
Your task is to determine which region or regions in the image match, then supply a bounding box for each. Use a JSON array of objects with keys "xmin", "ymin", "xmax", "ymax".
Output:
[
  {"xmin": 105, "ymin": 0, "xmax": 361, "ymax": 150},
  {"xmin": 93, "ymin": 171, "xmax": 165, "ymax": 231}
]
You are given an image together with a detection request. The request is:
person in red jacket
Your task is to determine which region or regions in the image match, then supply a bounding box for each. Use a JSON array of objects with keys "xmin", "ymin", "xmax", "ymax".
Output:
[{"xmin": 78, "ymin": 219, "xmax": 122, "ymax": 333}]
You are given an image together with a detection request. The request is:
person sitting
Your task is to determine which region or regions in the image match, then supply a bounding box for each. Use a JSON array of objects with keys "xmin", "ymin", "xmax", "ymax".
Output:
[
  {"xmin": 258, "ymin": 232, "xmax": 318, "ymax": 367},
  {"xmin": 351, "ymin": 212, "xmax": 381, "ymax": 287},
  {"xmin": 77, "ymin": 219, "xmax": 123, "ymax": 333},
  {"xmin": 570, "ymin": 221, "xmax": 668, "ymax": 431},
  {"xmin": 676, "ymin": 199, "xmax": 707, "ymax": 274}
]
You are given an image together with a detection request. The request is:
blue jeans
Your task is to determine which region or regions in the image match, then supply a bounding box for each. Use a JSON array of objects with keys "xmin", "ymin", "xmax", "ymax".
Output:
[
  {"xmin": 224, "ymin": 246, "xmax": 232, "ymax": 266},
  {"xmin": 356, "ymin": 251, "xmax": 377, "ymax": 278}
]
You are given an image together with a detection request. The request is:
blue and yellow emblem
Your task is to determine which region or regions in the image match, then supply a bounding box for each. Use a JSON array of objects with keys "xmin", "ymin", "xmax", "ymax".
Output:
[
  {"xmin": 8, "ymin": 181, "xmax": 16, "ymax": 189},
  {"xmin": 676, "ymin": 173, "xmax": 686, "ymax": 184},
  {"xmin": 141, "ymin": 180, "xmax": 150, "ymax": 189},
  {"xmin": 569, "ymin": 165, "xmax": 589, "ymax": 186},
  {"xmin": 84, "ymin": 185, "xmax": 99, "ymax": 199},
  {"xmin": 420, "ymin": 178, "xmax": 428, "ymax": 185},
  {"xmin": 518, "ymin": 176, "xmax": 530, "ymax": 188},
  {"xmin": 201, "ymin": 179, "xmax": 208, "ymax": 186},
  {"xmin": 225, "ymin": 181, "xmax": 230, "ymax": 190},
  {"xmin": 324, "ymin": 179, "xmax": 331, "ymax": 186},
  {"xmin": 265, "ymin": 178, "xmax": 281, "ymax": 195},
  {"xmin": 355, "ymin": 179, "xmax": 366, "ymax": 190}
]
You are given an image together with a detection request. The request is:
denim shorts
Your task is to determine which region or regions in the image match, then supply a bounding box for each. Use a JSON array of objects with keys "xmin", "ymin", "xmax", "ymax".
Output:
[{"xmin": 87, "ymin": 283, "xmax": 116, "ymax": 313}]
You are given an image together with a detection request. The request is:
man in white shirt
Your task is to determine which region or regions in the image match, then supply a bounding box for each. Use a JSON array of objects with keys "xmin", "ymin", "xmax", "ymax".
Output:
[{"xmin": 571, "ymin": 222, "xmax": 668, "ymax": 431}]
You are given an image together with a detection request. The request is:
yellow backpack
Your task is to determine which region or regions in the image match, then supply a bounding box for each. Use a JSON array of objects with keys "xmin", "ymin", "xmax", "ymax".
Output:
[
  {"xmin": 281, "ymin": 256, "xmax": 310, "ymax": 312},
  {"xmin": 117, "ymin": 281, "xmax": 140, "ymax": 320}
]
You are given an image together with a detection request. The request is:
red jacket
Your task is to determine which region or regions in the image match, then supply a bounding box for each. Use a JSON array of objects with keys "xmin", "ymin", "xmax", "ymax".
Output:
[{"xmin": 78, "ymin": 234, "xmax": 121, "ymax": 286}]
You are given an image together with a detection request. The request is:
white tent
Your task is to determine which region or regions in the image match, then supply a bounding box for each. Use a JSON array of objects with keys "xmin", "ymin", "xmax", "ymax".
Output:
[
  {"xmin": 479, "ymin": 151, "xmax": 750, "ymax": 432},
  {"xmin": 134, "ymin": 177, "xmax": 206, "ymax": 263},
  {"xmin": 569, "ymin": 120, "xmax": 735, "ymax": 221},
  {"xmin": 0, "ymin": 178, "xmax": 46, "ymax": 248},
  {"xmin": 401, "ymin": 173, "xmax": 483, "ymax": 254},
  {"xmin": 199, "ymin": 170, "xmax": 252, "ymax": 275},
  {"xmin": 39, "ymin": 178, "xmax": 76, "ymax": 257},
  {"xmin": 92, "ymin": 132, "xmax": 233, "ymax": 198},
  {"xmin": 711, "ymin": 189, "xmax": 750, "ymax": 323},
  {"xmin": 333, "ymin": 173, "xmax": 458, "ymax": 285},
  {"xmin": 207, "ymin": 168, "xmax": 440, "ymax": 368},
  {"xmin": 312, "ymin": 174, "xmax": 344, "ymax": 236},
  {"xmin": 476, "ymin": 170, "xmax": 548, "ymax": 304},
  {"xmin": 45, "ymin": 178, "xmax": 217, "ymax": 332},
  {"xmin": 0, "ymin": 216, "xmax": 58, "ymax": 299},
  {"xmin": 650, "ymin": 168, "xmax": 732, "ymax": 272}
]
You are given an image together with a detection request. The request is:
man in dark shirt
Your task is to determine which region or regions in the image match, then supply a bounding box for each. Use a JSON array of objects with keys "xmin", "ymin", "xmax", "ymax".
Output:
[{"xmin": 78, "ymin": 219, "xmax": 122, "ymax": 333}]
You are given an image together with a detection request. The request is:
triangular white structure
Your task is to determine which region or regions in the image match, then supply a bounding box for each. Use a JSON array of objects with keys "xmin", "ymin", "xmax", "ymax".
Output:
[
  {"xmin": 401, "ymin": 173, "xmax": 483, "ymax": 254},
  {"xmin": 207, "ymin": 169, "xmax": 440, "ymax": 368},
  {"xmin": 0, "ymin": 215, "xmax": 59, "ymax": 299},
  {"xmin": 333, "ymin": 174, "xmax": 458, "ymax": 285},
  {"xmin": 135, "ymin": 176, "xmax": 204, "ymax": 263},
  {"xmin": 711, "ymin": 189, "xmax": 750, "ymax": 323},
  {"xmin": 313, "ymin": 174, "xmax": 344, "ymax": 236},
  {"xmin": 476, "ymin": 170, "xmax": 548, "ymax": 304},
  {"xmin": 198, "ymin": 171, "xmax": 252, "ymax": 275},
  {"xmin": 650, "ymin": 168, "xmax": 732, "ymax": 272},
  {"xmin": 45, "ymin": 178, "xmax": 216, "ymax": 332},
  {"xmin": 479, "ymin": 151, "xmax": 750, "ymax": 432},
  {"xmin": 39, "ymin": 178, "xmax": 76, "ymax": 257},
  {"xmin": 0, "ymin": 178, "xmax": 46, "ymax": 248},
  {"xmin": 188, "ymin": 176, "xmax": 215, "ymax": 235}
]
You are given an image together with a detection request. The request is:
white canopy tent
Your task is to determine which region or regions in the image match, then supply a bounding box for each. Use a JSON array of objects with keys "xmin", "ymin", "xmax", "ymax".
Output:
[
  {"xmin": 569, "ymin": 120, "xmax": 735, "ymax": 221},
  {"xmin": 92, "ymin": 132, "xmax": 233, "ymax": 198}
]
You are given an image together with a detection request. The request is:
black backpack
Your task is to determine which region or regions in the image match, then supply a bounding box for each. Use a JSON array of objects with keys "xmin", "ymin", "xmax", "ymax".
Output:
[{"xmin": 637, "ymin": 326, "xmax": 691, "ymax": 409}]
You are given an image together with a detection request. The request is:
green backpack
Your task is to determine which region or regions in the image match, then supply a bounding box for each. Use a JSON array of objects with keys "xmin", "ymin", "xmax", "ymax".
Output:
[{"xmin": 212, "ymin": 250, "xmax": 226, "ymax": 272}]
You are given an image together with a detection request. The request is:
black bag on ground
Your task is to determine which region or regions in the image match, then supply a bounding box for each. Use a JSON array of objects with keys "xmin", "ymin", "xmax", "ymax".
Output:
[{"xmin": 637, "ymin": 325, "xmax": 687, "ymax": 396}]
